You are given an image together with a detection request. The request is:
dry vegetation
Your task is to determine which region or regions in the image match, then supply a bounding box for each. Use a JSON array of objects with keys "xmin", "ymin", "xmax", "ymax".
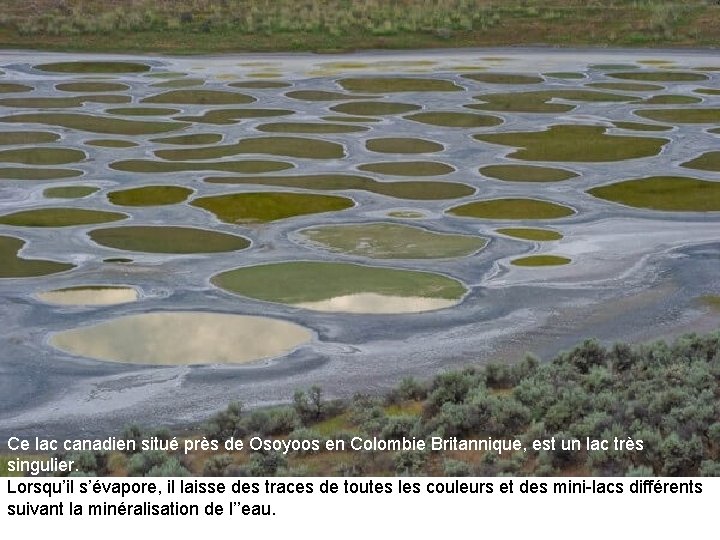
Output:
[
  {"xmin": 4, "ymin": 331, "xmax": 718, "ymax": 477},
  {"xmin": 0, "ymin": 1, "xmax": 717, "ymax": 52}
]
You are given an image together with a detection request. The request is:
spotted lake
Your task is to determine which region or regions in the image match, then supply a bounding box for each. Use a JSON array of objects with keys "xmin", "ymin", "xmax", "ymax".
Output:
[{"xmin": 1, "ymin": 49, "xmax": 718, "ymax": 438}]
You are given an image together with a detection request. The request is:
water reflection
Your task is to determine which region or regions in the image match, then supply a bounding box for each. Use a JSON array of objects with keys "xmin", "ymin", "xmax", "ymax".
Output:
[
  {"xmin": 51, "ymin": 312, "xmax": 312, "ymax": 365},
  {"xmin": 294, "ymin": 293, "xmax": 457, "ymax": 314},
  {"xmin": 37, "ymin": 286, "xmax": 138, "ymax": 306}
]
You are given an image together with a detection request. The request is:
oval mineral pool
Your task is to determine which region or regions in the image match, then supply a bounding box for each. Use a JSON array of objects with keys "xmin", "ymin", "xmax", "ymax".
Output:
[
  {"xmin": 44, "ymin": 186, "xmax": 99, "ymax": 199},
  {"xmin": 298, "ymin": 223, "xmax": 486, "ymax": 259},
  {"xmin": 141, "ymin": 90, "xmax": 255, "ymax": 105},
  {"xmin": 55, "ymin": 82, "xmax": 130, "ymax": 93},
  {"xmin": 0, "ymin": 235, "xmax": 74, "ymax": 278},
  {"xmin": 510, "ymin": 255, "xmax": 571, "ymax": 267},
  {"xmin": 191, "ymin": 192, "xmax": 354, "ymax": 223},
  {"xmin": 0, "ymin": 208, "xmax": 126, "ymax": 227},
  {"xmin": 37, "ymin": 285, "xmax": 139, "ymax": 306},
  {"xmin": 212, "ymin": 261, "xmax": 466, "ymax": 314},
  {"xmin": 89, "ymin": 225, "xmax": 250, "ymax": 254},
  {"xmin": 474, "ymin": 125, "xmax": 666, "ymax": 162},
  {"xmin": 50, "ymin": 312, "xmax": 312, "ymax": 365}
]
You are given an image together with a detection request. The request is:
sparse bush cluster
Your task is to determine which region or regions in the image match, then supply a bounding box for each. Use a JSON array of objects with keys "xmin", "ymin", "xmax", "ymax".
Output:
[{"xmin": 48, "ymin": 331, "xmax": 720, "ymax": 477}]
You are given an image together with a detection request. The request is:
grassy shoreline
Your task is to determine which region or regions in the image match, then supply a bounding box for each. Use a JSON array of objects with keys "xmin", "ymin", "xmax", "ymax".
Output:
[{"xmin": 0, "ymin": 1, "xmax": 718, "ymax": 55}]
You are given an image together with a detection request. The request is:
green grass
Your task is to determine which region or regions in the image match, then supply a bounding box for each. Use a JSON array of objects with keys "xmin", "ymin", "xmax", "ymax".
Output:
[
  {"xmin": 285, "ymin": 90, "xmax": 371, "ymax": 101},
  {"xmin": 384, "ymin": 401, "xmax": 424, "ymax": 416},
  {"xmin": 89, "ymin": 226, "xmax": 250, "ymax": 254},
  {"xmin": 682, "ymin": 152, "xmax": 720, "ymax": 172},
  {"xmin": 544, "ymin": 72, "xmax": 585, "ymax": 79},
  {"xmin": 588, "ymin": 176, "xmax": 720, "ymax": 211},
  {"xmin": 0, "ymin": 113, "xmax": 188, "ymax": 135},
  {"xmin": 462, "ymin": 73, "xmax": 543, "ymax": 84},
  {"xmin": 331, "ymin": 101, "xmax": 420, "ymax": 116},
  {"xmin": 612, "ymin": 121, "xmax": 671, "ymax": 132},
  {"xmin": 700, "ymin": 295, "xmax": 720, "ymax": 311},
  {"xmin": 608, "ymin": 71, "xmax": 707, "ymax": 82},
  {"xmin": 0, "ymin": 131, "xmax": 59, "ymax": 145},
  {"xmin": 0, "ymin": 95, "xmax": 130, "ymax": 108},
  {"xmin": 0, "ymin": 147, "xmax": 85, "ymax": 165},
  {"xmin": 0, "ymin": 167, "xmax": 83, "ymax": 180},
  {"xmin": 635, "ymin": 108, "xmax": 720, "ymax": 124},
  {"xmin": 449, "ymin": 198, "xmax": 575, "ymax": 220},
  {"xmin": 36, "ymin": 61, "xmax": 150, "ymax": 73},
  {"xmin": 192, "ymin": 192, "xmax": 354, "ymax": 223},
  {"xmin": 643, "ymin": 94, "xmax": 701, "ymax": 105},
  {"xmin": 474, "ymin": 125, "xmax": 667, "ymax": 162},
  {"xmin": 299, "ymin": 223, "xmax": 486, "ymax": 259},
  {"xmin": 0, "ymin": 84, "xmax": 33, "ymax": 93},
  {"xmin": 44, "ymin": 186, "xmax": 98, "ymax": 199},
  {"xmin": 107, "ymin": 107, "xmax": 181, "ymax": 116},
  {"xmin": 366, "ymin": 138, "xmax": 443, "ymax": 154},
  {"xmin": 404, "ymin": 111, "xmax": 502, "ymax": 128},
  {"xmin": 257, "ymin": 122, "xmax": 368, "ymax": 134},
  {"xmin": 694, "ymin": 88, "xmax": 720, "ymax": 96},
  {"xmin": 151, "ymin": 133, "xmax": 223, "ymax": 145},
  {"xmin": 142, "ymin": 89, "xmax": 255, "ymax": 105},
  {"xmin": 107, "ymin": 186, "xmax": 193, "ymax": 207},
  {"xmin": 55, "ymin": 82, "xmax": 129, "ymax": 92},
  {"xmin": 480, "ymin": 164, "xmax": 577, "ymax": 182},
  {"xmin": 0, "ymin": 208, "xmax": 126, "ymax": 227},
  {"xmin": 155, "ymin": 137, "xmax": 345, "ymax": 160},
  {"xmin": 313, "ymin": 413, "xmax": 353, "ymax": 436},
  {"xmin": 205, "ymin": 174, "xmax": 474, "ymax": 200},
  {"xmin": 338, "ymin": 77, "xmax": 463, "ymax": 92},
  {"xmin": 510, "ymin": 254, "xmax": 571, "ymax": 266},
  {"xmin": 0, "ymin": 456, "xmax": 22, "ymax": 476},
  {"xmin": 212, "ymin": 261, "xmax": 466, "ymax": 304},
  {"xmin": 110, "ymin": 159, "xmax": 293, "ymax": 174},
  {"xmin": 85, "ymin": 139, "xmax": 138, "ymax": 148},
  {"xmin": 0, "ymin": 235, "xmax": 73, "ymax": 277},
  {"xmin": 496, "ymin": 228, "xmax": 563, "ymax": 241}
]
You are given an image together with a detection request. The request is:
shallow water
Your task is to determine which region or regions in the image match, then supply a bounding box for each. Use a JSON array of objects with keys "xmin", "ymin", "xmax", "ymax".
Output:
[
  {"xmin": 294, "ymin": 294, "xmax": 458, "ymax": 314},
  {"xmin": 37, "ymin": 286, "xmax": 139, "ymax": 306},
  {"xmin": 212, "ymin": 261, "xmax": 466, "ymax": 312},
  {"xmin": 51, "ymin": 312, "xmax": 312, "ymax": 365}
]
